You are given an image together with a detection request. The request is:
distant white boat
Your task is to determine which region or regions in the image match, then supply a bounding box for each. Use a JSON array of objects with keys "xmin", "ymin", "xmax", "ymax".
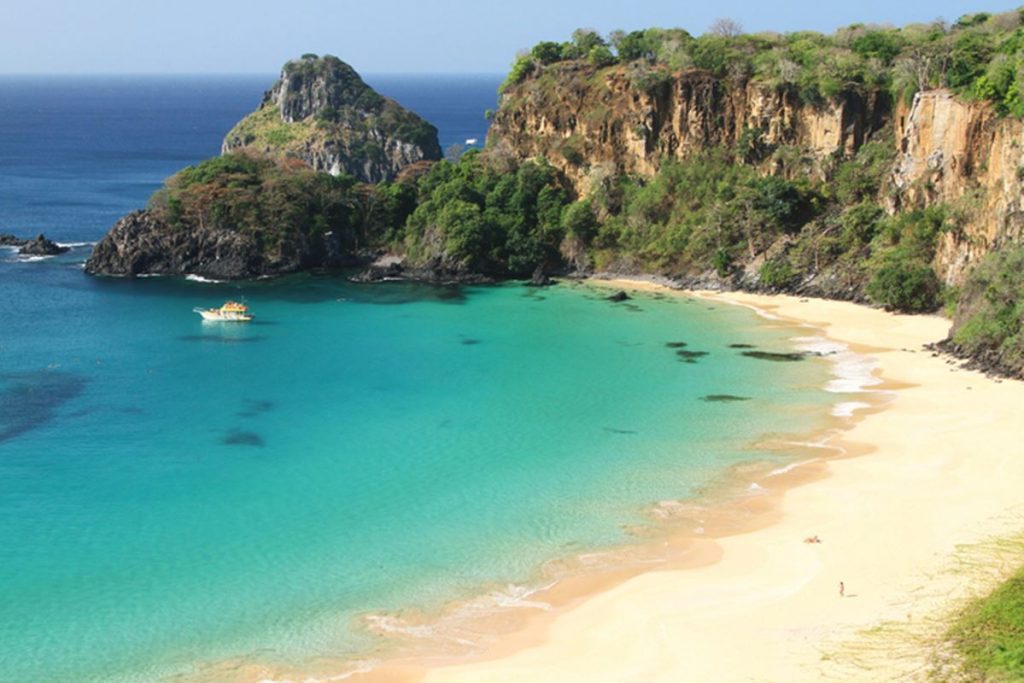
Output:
[
  {"xmin": 465, "ymin": 138, "xmax": 478, "ymax": 145},
  {"xmin": 193, "ymin": 301, "xmax": 253, "ymax": 322}
]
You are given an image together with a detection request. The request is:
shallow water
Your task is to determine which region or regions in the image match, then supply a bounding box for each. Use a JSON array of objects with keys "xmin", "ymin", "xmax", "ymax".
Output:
[
  {"xmin": 0, "ymin": 270, "xmax": 839, "ymax": 680},
  {"xmin": 0, "ymin": 75, "xmax": 844, "ymax": 681}
]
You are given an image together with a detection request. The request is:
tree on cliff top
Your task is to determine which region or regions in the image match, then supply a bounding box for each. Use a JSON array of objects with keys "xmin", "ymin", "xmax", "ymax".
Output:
[
  {"xmin": 504, "ymin": 9, "xmax": 1024, "ymax": 115},
  {"xmin": 708, "ymin": 18, "xmax": 744, "ymax": 38}
]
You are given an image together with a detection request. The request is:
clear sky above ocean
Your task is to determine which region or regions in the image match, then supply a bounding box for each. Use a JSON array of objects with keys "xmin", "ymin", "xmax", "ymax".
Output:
[{"xmin": 1, "ymin": 0, "xmax": 1009, "ymax": 74}]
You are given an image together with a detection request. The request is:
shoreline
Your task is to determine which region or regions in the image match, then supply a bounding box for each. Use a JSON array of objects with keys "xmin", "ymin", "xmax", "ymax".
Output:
[
  {"xmin": 183, "ymin": 280, "xmax": 1024, "ymax": 682},
  {"xmin": 186, "ymin": 280, "xmax": 878, "ymax": 683},
  {"xmin": 352, "ymin": 282, "xmax": 1024, "ymax": 682}
]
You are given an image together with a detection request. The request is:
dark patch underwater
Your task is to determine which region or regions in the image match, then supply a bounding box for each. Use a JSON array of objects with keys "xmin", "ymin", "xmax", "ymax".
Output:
[{"xmin": 0, "ymin": 370, "xmax": 88, "ymax": 444}]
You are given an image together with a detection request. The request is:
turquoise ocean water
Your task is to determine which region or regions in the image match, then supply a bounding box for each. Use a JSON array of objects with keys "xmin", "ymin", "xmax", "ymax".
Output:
[{"xmin": 0, "ymin": 76, "xmax": 840, "ymax": 681}]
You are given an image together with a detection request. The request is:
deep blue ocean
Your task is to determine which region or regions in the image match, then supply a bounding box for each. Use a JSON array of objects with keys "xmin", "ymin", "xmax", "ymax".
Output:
[{"xmin": 0, "ymin": 75, "xmax": 840, "ymax": 682}]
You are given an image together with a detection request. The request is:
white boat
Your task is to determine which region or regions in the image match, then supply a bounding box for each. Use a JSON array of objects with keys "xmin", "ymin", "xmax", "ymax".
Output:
[
  {"xmin": 193, "ymin": 301, "xmax": 253, "ymax": 322},
  {"xmin": 465, "ymin": 138, "xmax": 478, "ymax": 145}
]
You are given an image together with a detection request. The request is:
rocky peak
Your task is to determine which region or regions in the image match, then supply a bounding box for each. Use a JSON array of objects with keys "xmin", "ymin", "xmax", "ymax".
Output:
[
  {"xmin": 222, "ymin": 55, "xmax": 442, "ymax": 183},
  {"xmin": 270, "ymin": 55, "xmax": 380, "ymax": 123}
]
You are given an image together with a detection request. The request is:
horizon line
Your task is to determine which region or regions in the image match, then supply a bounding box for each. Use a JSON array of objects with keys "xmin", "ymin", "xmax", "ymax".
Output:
[{"xmin": 0, "ymin": 71, "xmax": 507, "ymax": 78}]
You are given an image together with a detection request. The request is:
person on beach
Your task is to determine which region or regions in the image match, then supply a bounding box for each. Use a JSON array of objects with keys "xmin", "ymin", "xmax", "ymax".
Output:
[{"xmin": 839, "ymin": 581, "xmax": 845, "ymax": 597}]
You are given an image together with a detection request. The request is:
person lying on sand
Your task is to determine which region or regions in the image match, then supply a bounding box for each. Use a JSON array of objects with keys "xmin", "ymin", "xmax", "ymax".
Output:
[{"xmin": 803, "ymin": 535, "xmax": 822, "ymax": 544}]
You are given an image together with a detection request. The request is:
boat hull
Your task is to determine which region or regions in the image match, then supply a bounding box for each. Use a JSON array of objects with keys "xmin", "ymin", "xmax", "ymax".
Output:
[{"xmin": 194, "ymin": 309, "xmax": 253, "ymax": 322}]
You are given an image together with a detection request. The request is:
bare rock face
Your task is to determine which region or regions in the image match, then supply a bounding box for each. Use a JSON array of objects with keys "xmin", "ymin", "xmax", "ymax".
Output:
[
  {"xmin": 488, "ymin": 63, "xmax": 890, "ymax": 196},
  {"xmin": 84, "ymin": 210, "xmax": 359, "ymax": 280},
  {"xmin": 86, "ymin": 211, "xmax": 259, "ymax": 278},
  {"xmin": 891, "ymin": 90, "xmax": 1024, "ymax": 285},
  {"xmin": 222, "ymin": 55, "xmax": 442, "ymax": 183}
]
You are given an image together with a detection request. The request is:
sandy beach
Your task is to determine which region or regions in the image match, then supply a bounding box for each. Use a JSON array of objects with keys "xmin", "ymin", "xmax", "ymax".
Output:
[{"xmin": 389, "ymin": 284, "xmax": 1024, "ymax": 682}]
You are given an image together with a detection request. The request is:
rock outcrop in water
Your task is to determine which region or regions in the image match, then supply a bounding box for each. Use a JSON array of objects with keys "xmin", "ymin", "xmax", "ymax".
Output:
[
  {"xmin": 19, "ymin": 234, "xmax": 68, "ymax": 256},
  {"xmin": 87, "ymin": 55, "xmax": 441, "ymax": 280},
  {"xmin": 222, "ymin": 55, "xmax": 442, "ymax": 183},
  {"xmin": 1, "ymin": 233, "xmax": 68, "ymax": 255}
]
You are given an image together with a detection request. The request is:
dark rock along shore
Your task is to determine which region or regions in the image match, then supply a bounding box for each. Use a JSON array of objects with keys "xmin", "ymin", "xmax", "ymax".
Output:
[{"xmin": 84, "ymin": 210, "xmax": 367, "ymax": 280}]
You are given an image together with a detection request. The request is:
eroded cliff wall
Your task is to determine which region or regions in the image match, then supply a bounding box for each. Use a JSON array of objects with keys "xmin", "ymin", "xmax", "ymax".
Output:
[
  {"xmin": 490, "ymin": 64, "xmax": 1024, "ymax": 286},
  {"xmin": 892, "ymin": 90, "xmax": 1024, "ymax": 284},
  {"xmin": 489, "ymin": 64, "xmax": 889, "ymax": 193}
]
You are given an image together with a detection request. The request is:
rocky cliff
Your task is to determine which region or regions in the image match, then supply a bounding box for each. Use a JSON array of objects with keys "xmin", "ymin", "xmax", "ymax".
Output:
[
  {"xmin": 222, "ymin": 55, "xmax": 442, "ymax": 183},
  {"xmin": 490, "ymin": 63, "xmax": 1024, "ymax": 289},
  {"xmin": 489, "ymin": 63, "xmax": 890, "ymax": 194},
  {"xmin": 891, "ymin": 90, "xmax": 1024, "ymax": 285},
  {"xmin": 84, "ymin": 209, "xmax": 362, "ymax": 279},
  {"xmin": 84, "ymin": 154, "xmax": 374, "ymax": 279}
]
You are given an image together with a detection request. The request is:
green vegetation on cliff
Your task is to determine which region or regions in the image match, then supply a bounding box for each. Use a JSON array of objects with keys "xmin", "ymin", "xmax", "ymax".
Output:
[
  {"xmin": 149, "ymin": 154, "xmax": 371, "ymax": 254},
  {"xmin": 401, "ymin": 151, "xmax": 568, "ymax": 276},
  {"xmin": 503, "ymin": 9, "xmax": 1024, "ymax": 112},
  {"xmin": 222, "ymin": 105, "xmax": 312, "ymax": 150},
  {"xmin": 946, "ymin": 245, "xmax": 1024, "ymax": 376},
  {"xmin": 392, "ymin": 127, "xmax": 953, "ymax": 311},
  {"xmin": 587, "ymin": 151, "xmax": 820, "ymax": 274}
]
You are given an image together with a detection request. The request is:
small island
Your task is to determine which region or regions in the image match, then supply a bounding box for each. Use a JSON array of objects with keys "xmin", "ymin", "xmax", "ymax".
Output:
[
  {"xmin": 85, "ymin": 55, "xmax": 442, "ymax": 281},
  {"xmin": 2, "ymin": 233, "xmax": 69, "ymax": 256}
]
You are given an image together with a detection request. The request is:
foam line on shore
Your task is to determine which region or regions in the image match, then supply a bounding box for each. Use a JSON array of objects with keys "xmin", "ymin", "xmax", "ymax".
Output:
[{"xmin": 186, "ymin": 274, "xmax": 225, "ymax": 284}]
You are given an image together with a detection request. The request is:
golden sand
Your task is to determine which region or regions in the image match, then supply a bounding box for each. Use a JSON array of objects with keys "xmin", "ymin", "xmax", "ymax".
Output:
[{"xmin": 391, "ymin": 284, "xmax": 1024, "ymax": 682}]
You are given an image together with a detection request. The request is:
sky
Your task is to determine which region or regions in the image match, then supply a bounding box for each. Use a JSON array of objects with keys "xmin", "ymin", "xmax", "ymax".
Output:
[{"xmin": 0, "ymin": 0, "xmax": 1012, "ymax": 74}]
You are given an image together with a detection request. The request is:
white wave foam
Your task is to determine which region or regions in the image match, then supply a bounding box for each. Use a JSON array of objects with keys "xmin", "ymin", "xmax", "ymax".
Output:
[
  {"xmin": 17, "ymin": 254, "xmax": 54, "ymax": 262},
  {"xmin": 791, "ymin": 336, "xmax": 845, "ymax": 356},
  {"xmin": 748, "ymin": 482, "xmax": 766, "ymax": 492},
  {"xmin": 186, "ymin": 274, "xmax": 224, "ymax": 284},
  {"xmin": 831, "ymin": 401, "xmax": 872, "ymax": 418},
  {"xmin": 364, "ymin": 614, "xmax": 478, "ymax": 647},
  {"xmin": 56, "ymin": 241, "xmax": 95, "ymax": 248},
  {"xmin": 363, "ymin": 580, "xmax": 553, "ymax": 653},
  {"xmin": 486, "ymin": 583, "xmax": 554, "ymax": 610},
  {"xmin": 752, "ymin": 307, "xmax": 783, "ymax": 321},
  {"xmin": 792, "ymin": 335, "xmax": 882, "ymax": 394},
  {"xmin": 258, "ymin": 660, "xmax": 378, "ymax": 683},
  {"xmin": 767, "ymin": 458, "xmax": 819, "ymax": 477}
]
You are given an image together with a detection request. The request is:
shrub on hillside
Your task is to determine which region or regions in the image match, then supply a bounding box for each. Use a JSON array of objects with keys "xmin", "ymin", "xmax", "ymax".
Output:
[{"xmin": 866, "ymin": 249, "xmax": 942, "ymax": 312}]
